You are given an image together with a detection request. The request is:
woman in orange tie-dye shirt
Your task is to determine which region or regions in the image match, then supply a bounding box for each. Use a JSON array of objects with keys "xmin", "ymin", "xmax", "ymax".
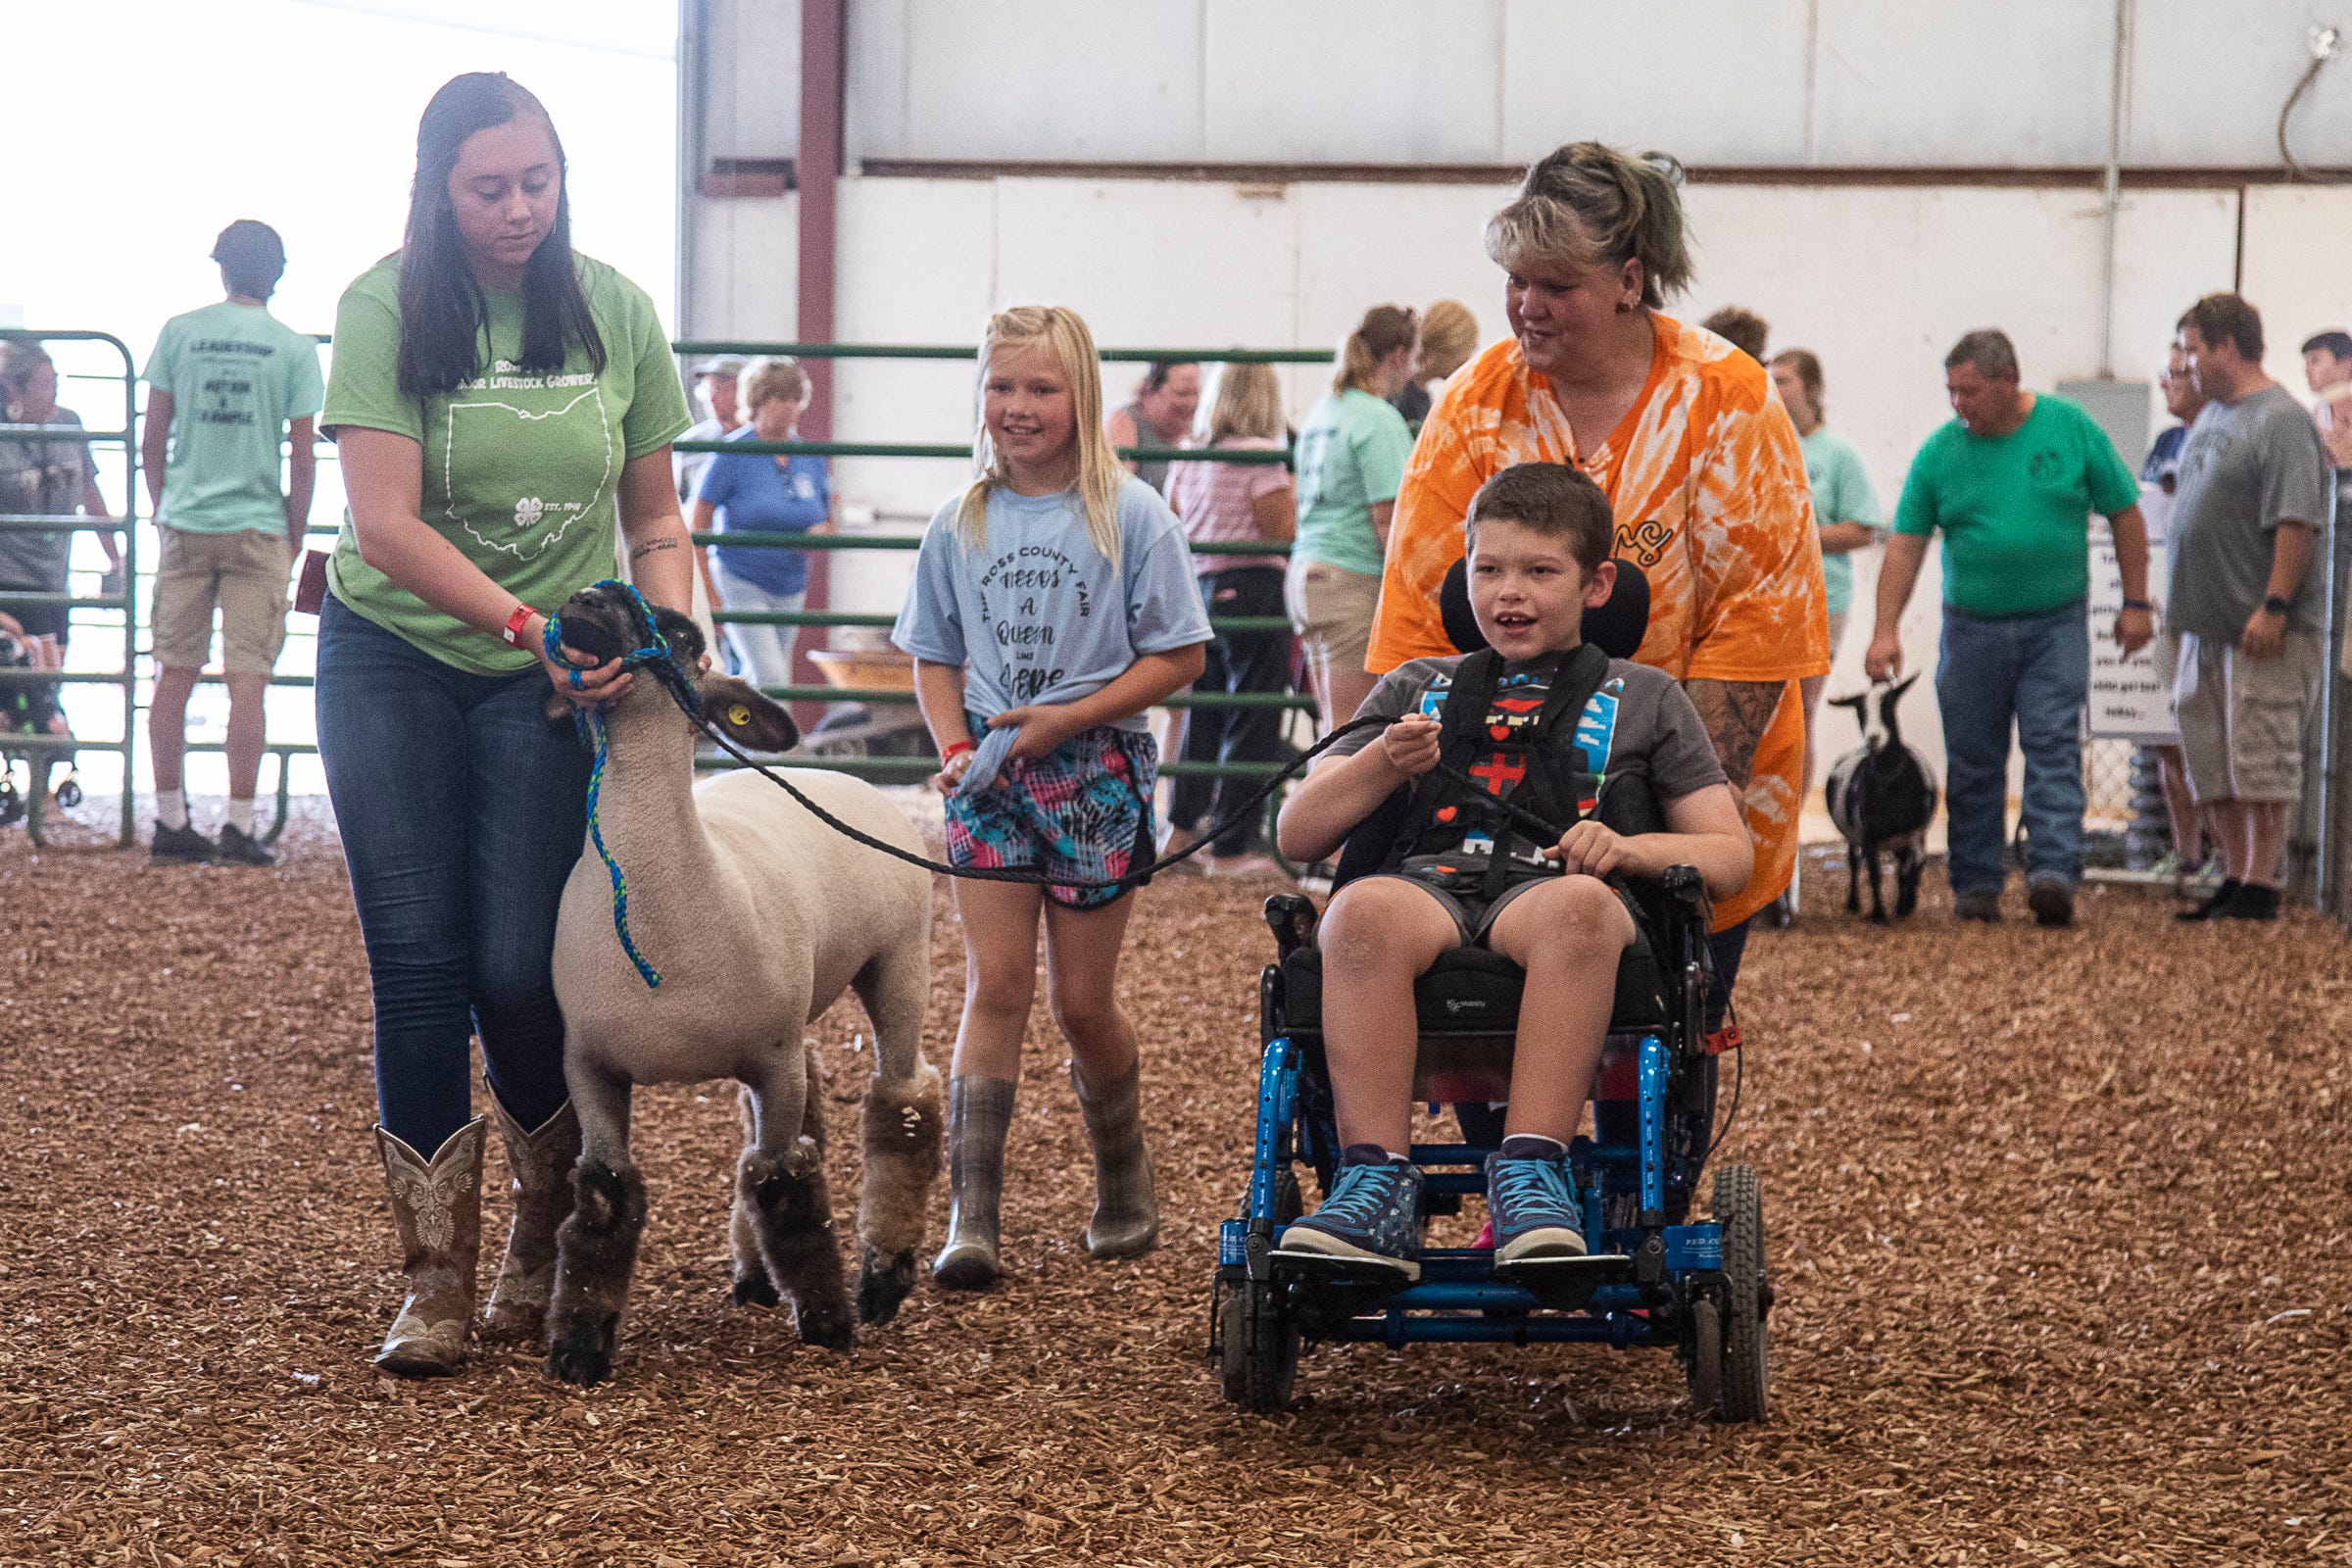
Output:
[{"xmin": 1366, "ymin": 142, "xmax": 1826, "ymax": 1025}]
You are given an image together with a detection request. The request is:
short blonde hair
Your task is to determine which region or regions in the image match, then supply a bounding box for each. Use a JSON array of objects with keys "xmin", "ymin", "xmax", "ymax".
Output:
[
  {"xmin": 957, "ymin": 306, "xmax": 1126, "ymax": 565},
  {"xmin": 1200, "ymin": 362, "xmax": 1285, "ymax": 446},
  {"xmin": 737, "ymin": 355, "xmax": 809, "ymax": 413},
  {"xmin": 1414, "ymin": 301, "xmax": 1479, "ymax": 382},
  {"xmin": 1485, "ymin": 142, "xmax": 1692, "ymax": 308}
]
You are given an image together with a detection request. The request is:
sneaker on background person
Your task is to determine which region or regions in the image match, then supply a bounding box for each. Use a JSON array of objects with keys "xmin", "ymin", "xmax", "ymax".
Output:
[
  {"xmin": 2026, "ymin": 875, "xmax": 2074, "ymax": 928},
  {"xmin": 150, "ymin": 816, "xmax": 218, "ymax": 864},
  {"xmin": 1954, "ymin": 887, "xmax": 2002, "ymax": 923}
]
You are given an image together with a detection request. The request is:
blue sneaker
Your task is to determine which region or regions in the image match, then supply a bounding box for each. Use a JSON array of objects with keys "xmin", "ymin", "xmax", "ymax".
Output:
[
  {"xmin": 1486, "ymin": 1137, "xmax": 1588, "ymax": 1265},
  {"xmin": 1274, "ymin": 1146, "xmax": 1425, "ymax": 1279}
]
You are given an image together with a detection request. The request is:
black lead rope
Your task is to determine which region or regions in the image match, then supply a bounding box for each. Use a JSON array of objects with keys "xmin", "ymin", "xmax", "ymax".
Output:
[{"xmin": 694, "ymin": 710, "xmax": 1573, "ymax": 895}]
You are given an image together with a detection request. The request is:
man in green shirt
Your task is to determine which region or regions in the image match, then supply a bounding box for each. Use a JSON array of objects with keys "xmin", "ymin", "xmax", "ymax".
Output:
[
  {"xmin": 1866, "ymin": 329, "xmax": 2152, "ymax": 927},
  {"xmin": 140, "ymin": 221, "xmax": 324, "ymax": 866}
]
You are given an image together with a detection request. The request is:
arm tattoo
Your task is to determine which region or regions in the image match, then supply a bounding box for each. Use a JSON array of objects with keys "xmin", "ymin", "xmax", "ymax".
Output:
[
  {"xmin": 1683, "ymin": 677, "xmax": 1785, "ymax": 793},
  {"xmin": 629, "ymin": 537, "xmax": 680, "ymax": 562}
]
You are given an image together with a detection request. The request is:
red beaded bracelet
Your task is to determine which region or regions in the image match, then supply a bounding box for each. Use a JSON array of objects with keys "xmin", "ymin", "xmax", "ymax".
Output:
[{"xmin": 941, "ymin": 739, "xmax": 976, "ymax": 761}]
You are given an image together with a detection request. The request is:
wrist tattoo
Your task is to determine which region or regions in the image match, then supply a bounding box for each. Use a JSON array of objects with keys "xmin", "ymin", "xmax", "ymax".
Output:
[
  {"xmin": 1684, "ymin": 677, "xmax": 1784, "ymax": 792},
  {"xmin": 629, "ymin": 537, "xmax": 680, "ymax": 561}
]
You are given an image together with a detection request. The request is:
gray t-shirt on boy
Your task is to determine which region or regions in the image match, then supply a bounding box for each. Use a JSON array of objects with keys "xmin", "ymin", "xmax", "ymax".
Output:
[
  {"xmin": 1329, "ymin": 651, "xmax": 1727, "ymax": 864},
  {"xmin": 893, "ymin": 475, "xmax": 1211, "ymax": 791},
  {"xmin": 2165, "ymin": 383, "xmax": 2331, "ymax": 638}
]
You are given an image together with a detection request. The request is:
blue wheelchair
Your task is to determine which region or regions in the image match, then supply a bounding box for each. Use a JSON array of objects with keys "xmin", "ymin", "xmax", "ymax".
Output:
[{"xmin": 1210, "ymin": 561, "xmax": 1773, "ymax": 1420}]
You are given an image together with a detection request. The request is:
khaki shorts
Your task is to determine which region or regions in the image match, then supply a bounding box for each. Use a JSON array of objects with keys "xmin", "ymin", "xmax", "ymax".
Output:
[
  {"xmin": 2172, "ymin": 627, "xmax": 2322, "ymax": 806},
  {"xmin": 1284, "ymin": 558, "xmax": 1381, "ymax": 691},
  {"xmin": 153, "ymin": 526, "xmax": 293, "ymax": 673}
]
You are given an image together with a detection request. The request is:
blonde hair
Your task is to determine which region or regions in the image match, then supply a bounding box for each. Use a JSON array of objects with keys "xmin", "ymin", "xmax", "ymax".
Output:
[
  {"xmin": 1484, "ymin": 142, "xmax": 1692, "ymax": 308},
  {"xmin": 1414, "ymin": 301, "xmax": 1480, "ymax": 382},
  {"xmin": 737, "ymin": 355, "xmax": 809, "ymax": 413},
  {"xmin": 1200, "ymin": 362, "xmax": 1285, "ymax": 446},
  {"xmin": 1334, "ymin": 305, "xmax": 1417, "ymax": 395},
  {"xmin": 957, "ymin": 306, "xmax": 1125, "ymax": 564}
]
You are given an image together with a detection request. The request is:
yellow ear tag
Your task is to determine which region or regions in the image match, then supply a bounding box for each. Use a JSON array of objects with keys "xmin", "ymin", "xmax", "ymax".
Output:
[{"xmin": 727, "ymin": 702, "xmax": 754, "ymax": 728}]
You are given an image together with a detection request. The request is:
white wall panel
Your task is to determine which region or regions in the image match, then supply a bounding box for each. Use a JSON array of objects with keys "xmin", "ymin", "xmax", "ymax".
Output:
[
  {"xmin": 1203, "ymin": 0, "xmax": 1501, "ymax": 164},
  {"xmin": 2239, "ymin": 186, "xmax": 2352, "ymax": 401},
  {"xmin": 1812, "ymin": 0, "xmax": 2115, "ymax": 166},
  {"xmin": 700, "ymin": 0, "xmax": 800, "ymax": 160},
  {"xmin": 2130, "ymin": 0, "xmax": 2352, "ymax": 167},
  {"xmin": 1498, "ymin": 0, "xmax": 1815, "ymax": 166},
  {"xmin": 851, "ymin": 0, "xmax": 1206, "ymax": 161},
  {"xmin": 686, "ymin": 193, "xmax": 799, "ymax": 341}
]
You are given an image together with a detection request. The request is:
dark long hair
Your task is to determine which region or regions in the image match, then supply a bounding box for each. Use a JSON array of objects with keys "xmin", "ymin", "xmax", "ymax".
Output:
[{"xmin": 396, "ymin": 73, "xmax": 607, "ymax": 397}]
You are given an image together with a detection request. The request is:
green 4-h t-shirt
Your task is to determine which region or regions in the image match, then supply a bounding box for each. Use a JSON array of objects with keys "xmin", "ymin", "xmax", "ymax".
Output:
[
  {"xmin": 1892, "ymin": 393, "xmax": 2139, "ymax": 618},
  {"xmin": 143, "ymin": 301, "xmax": 325, "ymax": 534},
  {"xmin": 320, "ymin": 252, "xmax": 692, "ymax": 673}
]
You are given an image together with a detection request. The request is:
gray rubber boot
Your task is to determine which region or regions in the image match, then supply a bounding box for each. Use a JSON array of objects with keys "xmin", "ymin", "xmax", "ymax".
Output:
[
  {"xmin": 1073, "ymin": 1062, "xmax": 1158, "ymax": 1259},
  {"xmin": 932, "ymin": 1076, "xmax": 1015, "ymax": 1290}
]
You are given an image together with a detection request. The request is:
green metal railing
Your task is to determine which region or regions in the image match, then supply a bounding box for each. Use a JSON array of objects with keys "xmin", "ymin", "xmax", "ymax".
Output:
[
  {"xmin": 0, "ymin": 332, "xmax": 139, "ymax": 847},
  {"xmin": 674, "ymin": 339, "xmax": 1333, "ymax": 796}
]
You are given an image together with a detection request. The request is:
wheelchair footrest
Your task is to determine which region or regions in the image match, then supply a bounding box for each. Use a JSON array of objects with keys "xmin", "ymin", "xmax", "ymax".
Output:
[
  {"xmin": 1272, "ymin": 1257, "xmax": 1418, "ymax": 1335},
  {"xmin": 1494, "ymin": 1252, "xmax": 1632, "ymax": 1313}
]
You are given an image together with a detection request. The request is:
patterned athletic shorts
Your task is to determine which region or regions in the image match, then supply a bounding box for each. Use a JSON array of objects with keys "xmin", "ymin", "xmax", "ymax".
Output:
[{"xmin": 945, "ymin": 717, "xmax": 1158, "ymax": 910}]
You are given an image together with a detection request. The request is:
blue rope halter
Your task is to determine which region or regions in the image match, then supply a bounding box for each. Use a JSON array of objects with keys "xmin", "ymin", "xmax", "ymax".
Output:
[{"xmin": 542, "ymin": 580, "xmax": 699, "ymax": 990}]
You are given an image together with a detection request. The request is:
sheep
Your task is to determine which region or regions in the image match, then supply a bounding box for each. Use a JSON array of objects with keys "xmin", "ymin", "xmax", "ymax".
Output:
[
  {"xmin": 1823, "ymin": 674, "xmax": 1940, "ymax": 923},
  {"xmin": 539, "ymin": 584, "xmax": 942, "ymax": 1386}
]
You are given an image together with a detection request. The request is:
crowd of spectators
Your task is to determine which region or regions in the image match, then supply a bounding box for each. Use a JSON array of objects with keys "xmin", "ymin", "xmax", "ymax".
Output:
[{"xmin": 12, "ymin": 166, "xmax": 2351, "ymax": 925}]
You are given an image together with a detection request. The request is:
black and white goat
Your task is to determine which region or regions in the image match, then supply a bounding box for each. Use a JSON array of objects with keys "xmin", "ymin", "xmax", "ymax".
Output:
[{"xmin": 1823, "ymin": 675, "xmax": 1939, "ymax": 922}]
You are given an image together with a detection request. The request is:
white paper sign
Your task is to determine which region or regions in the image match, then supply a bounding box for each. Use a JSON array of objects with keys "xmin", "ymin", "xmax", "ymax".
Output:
[{"xmin": 2085, "ymin": 482, "xmax": 2175, "ymax": 743}]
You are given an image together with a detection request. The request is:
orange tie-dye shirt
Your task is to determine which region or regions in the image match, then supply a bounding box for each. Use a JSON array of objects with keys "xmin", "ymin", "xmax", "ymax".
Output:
[{"xmin": 1367, "ymin": 317, "xmax": 1828, "ymax": 930}]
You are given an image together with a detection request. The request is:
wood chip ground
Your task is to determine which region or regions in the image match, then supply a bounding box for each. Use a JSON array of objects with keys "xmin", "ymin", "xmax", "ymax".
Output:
[{"xmin": 2, "ymin": 807, "xmax": 2346, "ymax": 1565}]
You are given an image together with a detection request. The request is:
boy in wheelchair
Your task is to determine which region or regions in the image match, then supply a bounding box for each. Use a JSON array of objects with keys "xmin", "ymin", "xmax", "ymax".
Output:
[{"xmin": 1269, "ymin": 464, "xmax": 1751, "ymax": 1283}]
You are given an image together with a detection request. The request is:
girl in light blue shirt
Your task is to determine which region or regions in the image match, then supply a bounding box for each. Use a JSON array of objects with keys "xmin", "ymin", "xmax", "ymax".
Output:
[{"xmin": 892, "ymin": 305, "xmax": 1208, "ymax": 1294}]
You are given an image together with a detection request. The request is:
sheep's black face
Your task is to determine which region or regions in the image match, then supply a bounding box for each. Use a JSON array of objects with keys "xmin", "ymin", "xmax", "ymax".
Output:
[{"xmin": 556, "ymin": 585, "xmax": 707, "ymax": 671}]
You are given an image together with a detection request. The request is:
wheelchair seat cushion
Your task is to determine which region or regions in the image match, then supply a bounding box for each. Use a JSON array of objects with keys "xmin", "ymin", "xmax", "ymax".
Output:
[{"xmin": 1278, "ymin": 918, "xmax": 1671, "ymax": 1041}]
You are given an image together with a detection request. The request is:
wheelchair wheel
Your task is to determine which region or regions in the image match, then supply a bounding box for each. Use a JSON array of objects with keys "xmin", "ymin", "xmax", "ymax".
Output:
[
  {"xmin": 1712, "ymin": 1162, "xmax": 1770, "ymax": 1423},
  {"xmin": 1217, "ymin": 1277, "xmax": 1298, "ymax": 1413}
]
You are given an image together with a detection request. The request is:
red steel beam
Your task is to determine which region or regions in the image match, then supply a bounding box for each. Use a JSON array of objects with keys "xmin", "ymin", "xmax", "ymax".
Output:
[{"xmin": 797, "ymin": 0, "xmax": 844, "ymax": 440}]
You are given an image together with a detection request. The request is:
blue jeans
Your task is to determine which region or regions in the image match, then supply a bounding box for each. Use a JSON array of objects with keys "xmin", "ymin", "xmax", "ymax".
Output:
[
  {"xmin": 1936, "ymin": 599, "xmax": 2087, "ymax": 895},
  {"xmin": 315, "ymin": 596, "xmax": 589, "ymax": 1153},
  {"xmin": 709, "ymin": 559, "xmax": 806, "ymax": 691}
]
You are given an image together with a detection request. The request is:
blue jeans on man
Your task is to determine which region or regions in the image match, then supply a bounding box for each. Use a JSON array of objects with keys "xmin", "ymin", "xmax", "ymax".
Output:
[{"xmin": 1936, "ymin": 598, "xmax": 2087, "ymax": 897}]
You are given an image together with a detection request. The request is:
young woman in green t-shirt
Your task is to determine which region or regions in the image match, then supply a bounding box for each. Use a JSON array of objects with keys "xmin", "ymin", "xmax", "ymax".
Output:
[{"xmin": 315, "ymin": 73, "xmax": 694, "ymax": 1377}]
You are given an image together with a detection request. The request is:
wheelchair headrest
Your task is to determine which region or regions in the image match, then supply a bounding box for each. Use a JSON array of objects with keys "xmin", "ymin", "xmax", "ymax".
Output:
[{"xmin": 1439, "ymin": 555, "xmax": 1651, "ymax": 660}]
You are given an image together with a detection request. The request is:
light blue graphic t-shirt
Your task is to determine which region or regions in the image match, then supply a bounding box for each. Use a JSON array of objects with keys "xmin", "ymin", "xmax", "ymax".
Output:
[
  {"xmin": 143, "ymin": 301, "xmax": 325, "ymax": 534},
  {"xmin": 892, "ymin": 475, "xmax": 1211, "ymax": 790}
]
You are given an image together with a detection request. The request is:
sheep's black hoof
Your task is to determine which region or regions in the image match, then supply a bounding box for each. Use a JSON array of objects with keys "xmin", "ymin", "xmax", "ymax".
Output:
[
  {"xmin": 858, "ymin": 1247, "xmax": 917, "ymax": 1325},
  {"xmin": 793, "ymin": 1300, "xmax": 856, "ymax": 1352},
  {"xmin": 547, "ymin": 1314, "xmax": 618, "ymax": 1386},
  {"xmin": 732, "ymin": 1266, "xmax": 781, "ymax": 1308}
]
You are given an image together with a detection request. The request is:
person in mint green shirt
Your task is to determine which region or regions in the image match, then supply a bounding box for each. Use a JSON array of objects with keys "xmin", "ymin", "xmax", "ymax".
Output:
[
  {"xmin": 1287, "ymin": 304, "xmax": 1419, "ymax": 731},
  {"xmin": 140, "ymin": 220, "xmax": 326, "ymax": 867},
  {"xmin": 1867, "ymin": 329, "xmax": 2152, "ymax": 928},
  {"xmin": 314, "ymin": 73, "xmax": 695, "ymax": 1379},
  {"xmin": 1768, "ymin": 348, "xmax": 1882, "ymax": 801}
]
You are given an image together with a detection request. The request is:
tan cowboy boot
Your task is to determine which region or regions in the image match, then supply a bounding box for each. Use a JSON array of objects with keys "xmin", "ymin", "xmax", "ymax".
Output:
[
  {"xmin": 1074, "ymin": 1062, "xmax": 1158, "ymax": 1259},
  {"xmin": 482, "ymin": 1099, "xmax": 580, "ymax": 1339},
  {"xmin": 373, "ymin": 1117, "xmax": 486, "ymax": 1376}
]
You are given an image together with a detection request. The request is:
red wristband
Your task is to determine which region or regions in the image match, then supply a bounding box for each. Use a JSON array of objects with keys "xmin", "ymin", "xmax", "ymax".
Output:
[
  {"xmin": 503, "ymin": 604, "xmax": 536, "ymax": 648},
  {"xmin": 941, "ymin": 740, "xmax": 976, "ymax": 761}
]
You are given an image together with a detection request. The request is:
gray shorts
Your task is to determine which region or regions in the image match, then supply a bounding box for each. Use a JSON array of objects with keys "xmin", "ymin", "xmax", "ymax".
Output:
[
  {"xmin": 2172, "ymin": 628, "xmax": 2322, "ymax": 806},
  {"xmin": 1342, "ymin": 863, "xmax": 1642, "ymax": 948}
]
